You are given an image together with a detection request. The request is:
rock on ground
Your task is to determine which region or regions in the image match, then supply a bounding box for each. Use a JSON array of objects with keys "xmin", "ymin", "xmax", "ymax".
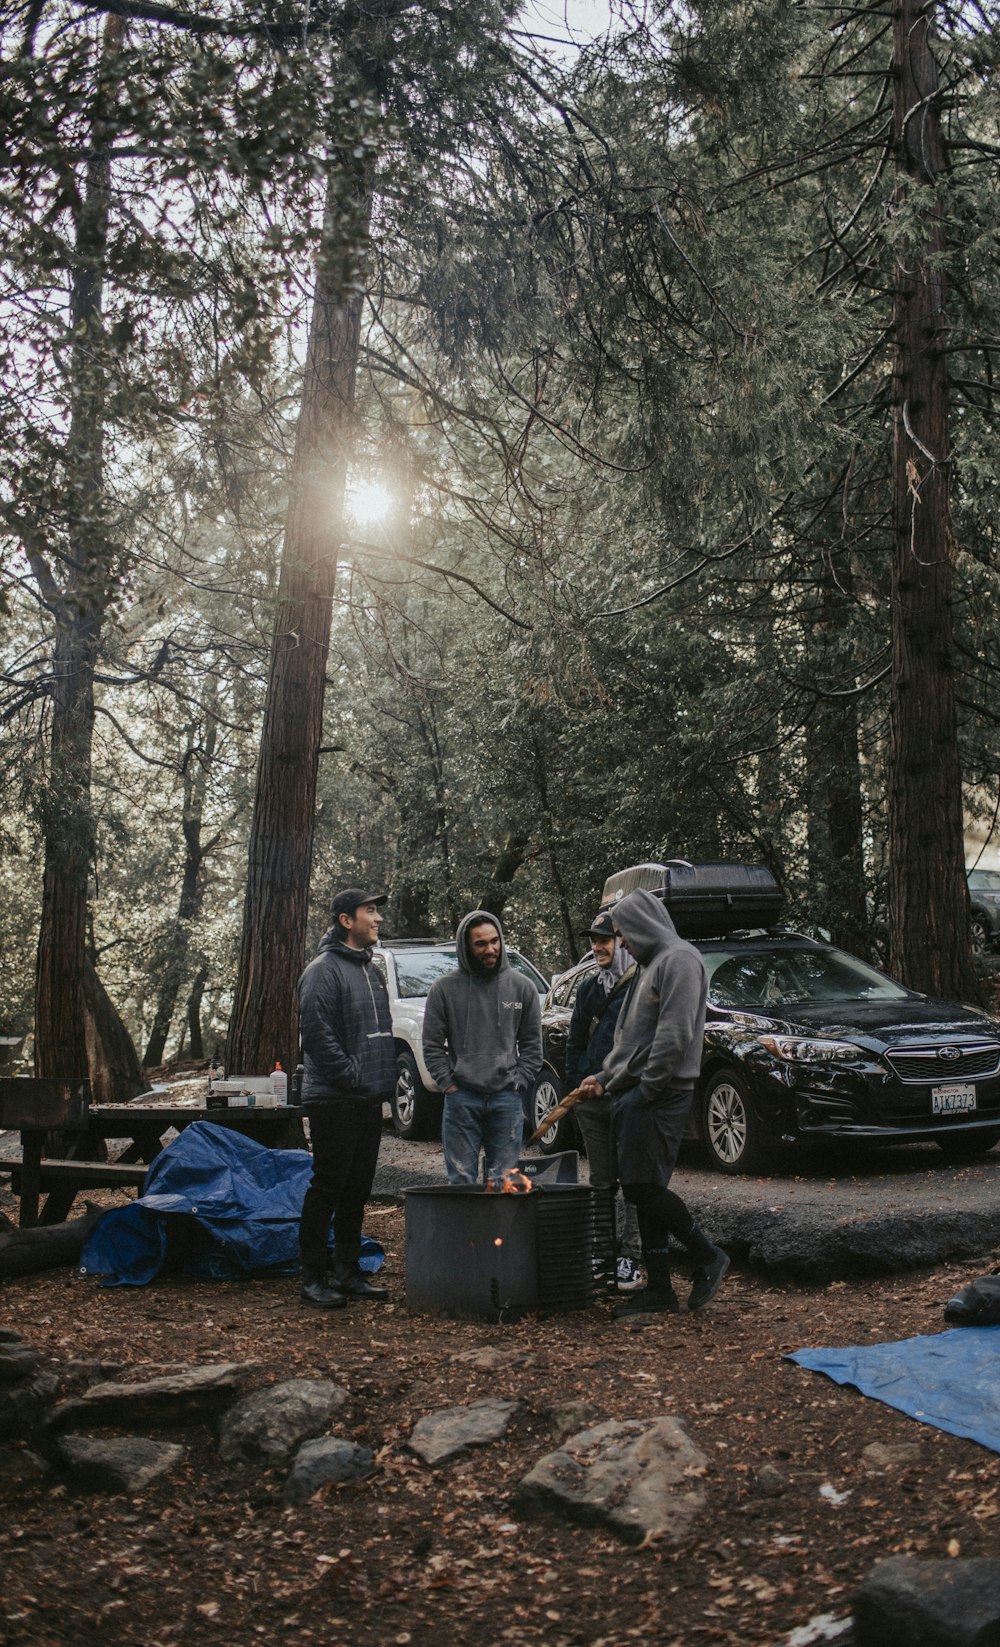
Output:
[
  {"xmin": 284, "ymin": 1438, "xmax": 375, "ymax": 1504},
  {"xmin": 515, "ymin": 1416, "xmax": 709, "ymax": 1547},
  {"xmin": 219, "ymin": 1378, "xmax": 350, "ymax": 1465},
  {"xmin": 55, "ymin": 1434, "xmax": 186, "ymax": 1494},
  {"xmin": 47, "ymin": 1361, "xmax": 254, "ymax": 1430},
  {"xmin": 408, "ymin": 1398, "xmax": 520, "ymax": 1465},
  {"xmin": 854, "ymin": 1556, "xmax": 1000, "ymax": 1647}
]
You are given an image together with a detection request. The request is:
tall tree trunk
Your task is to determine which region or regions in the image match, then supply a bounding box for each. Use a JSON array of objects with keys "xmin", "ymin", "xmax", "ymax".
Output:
[
  {"xmin": 187, "ymin": 964, "xmax": 209, "ymax": 1061},
  {"xmin": 227, "ymin": 166, "xmax": 373, "ymax": 1077},
  {"xmin": 83, "ymin": 958, "xmax": 144, "ymax": 1104},
  {"xmin": 143, "ymin": 704, "xmax": 218, "ymax": 1068},
  {"xmin": 34, "ymin": 15, "xmax": 125, "ymax": 1081},
  {"xmin": 886, "ymin": 0, "xmax": 978, "ymax": 1000}
]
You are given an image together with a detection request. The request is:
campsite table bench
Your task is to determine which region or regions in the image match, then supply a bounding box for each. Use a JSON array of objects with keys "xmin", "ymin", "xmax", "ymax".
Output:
[{"xmin": 0, "ymin": 1078, "xmax": 305, "ymax": 1228}]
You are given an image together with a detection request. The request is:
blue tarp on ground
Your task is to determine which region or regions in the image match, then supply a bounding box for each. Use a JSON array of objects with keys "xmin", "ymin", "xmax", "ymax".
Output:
[
  {"xmin": 788, "ymin": 1327, "xmax": 1000, "ymax": 1454},
  {"xmin": 79, "ymin": 1120, "xmax": 383, "ymax": 1287}
]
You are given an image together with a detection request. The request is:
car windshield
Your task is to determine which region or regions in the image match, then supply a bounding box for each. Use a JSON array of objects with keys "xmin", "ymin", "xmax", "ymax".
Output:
[
  {"xmin": 386, "ymin": 947, "xmax": 547, "ymax": 999},
  {"xmin": 389, "ymin": 949, "xmax": 460, "ymax": 998},
  {"xmin": 703, "ymin": 945, "xmax": 912, "ymax": 1009},
  {"xmin": 969, "ymin": 871, "xmax": 1000, "ymax": 892}
]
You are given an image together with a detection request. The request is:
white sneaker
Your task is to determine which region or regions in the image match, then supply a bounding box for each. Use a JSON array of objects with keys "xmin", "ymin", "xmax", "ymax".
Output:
[{"xmin": 616, "ymin": 1257, "xmax": 645, "ymax": 1291}]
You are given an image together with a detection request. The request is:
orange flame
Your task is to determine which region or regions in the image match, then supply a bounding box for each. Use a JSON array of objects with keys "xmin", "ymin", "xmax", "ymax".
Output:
[{"xmin": 493, "ymin": 1167, "xmax": 533, "ymax": 1195}]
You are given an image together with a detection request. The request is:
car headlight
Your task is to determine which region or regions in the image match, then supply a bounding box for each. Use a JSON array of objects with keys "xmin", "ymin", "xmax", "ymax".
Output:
[{"xmin": 758, "ymin": 1035, "xmax": 860, "ymax": 1063}]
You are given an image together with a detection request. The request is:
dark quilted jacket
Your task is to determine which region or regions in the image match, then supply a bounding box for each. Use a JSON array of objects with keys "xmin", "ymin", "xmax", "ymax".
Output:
[{"xmin": 298, "ymin": 930, "xmax": 395, "ymax": 1103}]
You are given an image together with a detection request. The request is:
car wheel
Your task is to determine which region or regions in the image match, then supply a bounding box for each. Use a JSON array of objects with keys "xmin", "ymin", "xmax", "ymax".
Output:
[
  {"xmin": 530, "ymin": 1069, "xmax": 572, "ymax": 1156},
  {"xmin": 701, "ymin": 1069, "xmax": 768, "ymax": 1175},
  {"xmin": 971, "ymin": 917, "xmax": 992, "ymax": 957},
  {"xmin": 935, "ymin": 1130, "xmax": 1000, "ymax": 1160},
  {"xmin": 390, "ymin": 1051, "xmax": 441, "ymax": 1142}
]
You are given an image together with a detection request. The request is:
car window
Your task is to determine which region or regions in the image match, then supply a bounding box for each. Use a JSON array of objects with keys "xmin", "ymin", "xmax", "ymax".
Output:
[
  {"xmin": 553, "ymin": 976, "xmax": 578, "ymax": 1007},
  {"xmin": 704, "ymin": 945, "xmax": 912, "ymax": 1008},
  {"xmin": 390, "ymin": 949, "xmax": 459, "ymax": 998},
  {"xmin": 969, "ymin": 871, "xmax": 1000, "ymax": 892},
  {"xmin": 507, "ymin": 951, "xmax": 548, "ymax": 995}
]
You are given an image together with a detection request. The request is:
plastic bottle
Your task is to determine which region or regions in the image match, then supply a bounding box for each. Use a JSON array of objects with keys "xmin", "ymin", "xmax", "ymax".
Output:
[{"xmin": 270, "ymin": 1061, "xmax": 288, "ymax": 1105}]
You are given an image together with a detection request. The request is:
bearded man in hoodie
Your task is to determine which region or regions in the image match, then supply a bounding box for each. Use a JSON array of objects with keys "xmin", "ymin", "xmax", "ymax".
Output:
[
  {"xmin": 296, "ymin": 887, "xmax": 396, "ymax": 1309},
  {"xmin": 422, "ymin": 911, "xmax": 543, "ymax": 1186},
  {"xmin": 577, "ymin": 887, "xmax": 729, "ymax": 1316}
]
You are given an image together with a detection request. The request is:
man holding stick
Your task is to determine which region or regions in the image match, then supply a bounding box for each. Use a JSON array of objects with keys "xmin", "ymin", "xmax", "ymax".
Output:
[{"xmin": 576, "ymin": 888, "xmax": 729, "ymax": 1316}]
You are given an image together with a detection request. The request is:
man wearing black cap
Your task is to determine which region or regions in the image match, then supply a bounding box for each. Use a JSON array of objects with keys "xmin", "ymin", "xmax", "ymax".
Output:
[
  {"xmin": 566, "ymin": 912, "xmax": 643, "ymax": 1292},
  {"xmin": 296, "ymin": 888, "xmax": 396, "ymax": 1308}
]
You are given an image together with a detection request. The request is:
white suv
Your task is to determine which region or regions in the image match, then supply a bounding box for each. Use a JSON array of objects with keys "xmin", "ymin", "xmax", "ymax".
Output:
[{"xmin": 370, "ymin": 940, "xmax": 550, "ymax": 1139}]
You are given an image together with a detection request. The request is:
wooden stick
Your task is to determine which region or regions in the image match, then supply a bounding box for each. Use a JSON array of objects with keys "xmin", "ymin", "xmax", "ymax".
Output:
[{"xmin": 526, "ymin": 1086, "xmax": 588, "ymax": 1146}]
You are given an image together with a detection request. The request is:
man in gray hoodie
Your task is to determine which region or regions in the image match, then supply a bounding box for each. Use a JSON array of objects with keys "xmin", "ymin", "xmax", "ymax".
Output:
[
  {"xmin": 577, "ymin": 888, "xmax": 729, "ymax": 1316},
  {"xmin": 422, "ymin": 910, "xmax": 543, "ymax": 1185}
]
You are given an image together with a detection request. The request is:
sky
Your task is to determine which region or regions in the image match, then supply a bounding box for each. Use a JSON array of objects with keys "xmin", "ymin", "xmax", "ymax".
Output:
[{"xmin": 520, "ymin": 0, "xmax": 620, "ymax": 57}]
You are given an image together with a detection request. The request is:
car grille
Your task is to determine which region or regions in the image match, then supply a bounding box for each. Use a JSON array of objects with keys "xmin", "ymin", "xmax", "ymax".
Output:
[{"xmin": 883, "ymin": 1041, "xmax": 1000, "ymax": 1084}]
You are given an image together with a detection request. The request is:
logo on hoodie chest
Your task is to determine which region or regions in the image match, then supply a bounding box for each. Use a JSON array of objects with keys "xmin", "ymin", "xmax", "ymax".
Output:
[{"xmin": 501, "ymin": 1000, "xmax": 523, "ymax": 1012}]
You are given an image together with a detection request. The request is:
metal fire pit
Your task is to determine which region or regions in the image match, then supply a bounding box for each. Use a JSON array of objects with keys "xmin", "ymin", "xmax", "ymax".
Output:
[{"xmin": 404, "ymin": 1183, "xmax": 594, "ymax": 1321}]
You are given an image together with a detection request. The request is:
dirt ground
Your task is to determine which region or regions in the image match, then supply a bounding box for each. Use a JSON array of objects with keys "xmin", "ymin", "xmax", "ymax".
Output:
[{"xmin": 3, "ymin": 1193, "xmax": 1000, "ymax": 1647}]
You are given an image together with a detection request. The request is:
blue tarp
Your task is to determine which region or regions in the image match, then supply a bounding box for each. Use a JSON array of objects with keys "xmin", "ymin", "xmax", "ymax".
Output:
[
  {"xmin": 79, "ymin": 1120, "xmax": 383, "ymax": 1287},
  {"xmin": 788, "ymin": 1327, "xmax": 1000, "ymax": 1454}
]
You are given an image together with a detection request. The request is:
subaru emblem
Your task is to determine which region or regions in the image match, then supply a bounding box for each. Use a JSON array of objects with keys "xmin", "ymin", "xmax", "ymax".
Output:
[{"xmin": 937, "ymin": 1046, "xmax": 962, "ymax": 1063}]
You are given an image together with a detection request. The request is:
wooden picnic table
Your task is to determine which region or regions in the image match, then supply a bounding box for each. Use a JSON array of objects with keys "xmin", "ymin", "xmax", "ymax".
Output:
[
  {"xmin": 89, "ymin": 1101, "xmax": 307, "ymax": 1165},
  {"xmin": 0, "ymin": 1078, "xmax": 306, "ymax": 1227}
]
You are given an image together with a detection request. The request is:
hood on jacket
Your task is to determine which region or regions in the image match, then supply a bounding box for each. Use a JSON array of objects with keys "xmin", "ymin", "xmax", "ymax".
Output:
[
  {"xmin": 610, "ymin": 888, "xmax": 682, "ymax": 966},
  {"xmin": 454, "ymin": 909, "xmax": 508, "ymax": 975},
  {"xmin": 317, "ymin": 927, "xmax": 370, "ymax": 963}
]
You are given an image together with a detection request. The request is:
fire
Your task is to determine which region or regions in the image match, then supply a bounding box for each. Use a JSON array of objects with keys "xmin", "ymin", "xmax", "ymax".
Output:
[{"xmin": 486, "ymin": 1167, "xmax": 533, "ymax": 1195}]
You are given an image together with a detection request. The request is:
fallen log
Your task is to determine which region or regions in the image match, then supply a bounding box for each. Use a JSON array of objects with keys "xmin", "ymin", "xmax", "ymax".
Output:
[{"xmin": 0, "ymin": 1203, "xmax": 104, "ymax": 1278}]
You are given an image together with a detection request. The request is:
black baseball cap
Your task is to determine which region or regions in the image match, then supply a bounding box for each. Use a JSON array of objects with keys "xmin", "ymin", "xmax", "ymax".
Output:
[
  {"xmin": 580, "ymin": 910, "xmax": 615, "ymax": 940},
  {"xmin": 330, "ymin": 887, "xmax": 387, "ymax": 922}
]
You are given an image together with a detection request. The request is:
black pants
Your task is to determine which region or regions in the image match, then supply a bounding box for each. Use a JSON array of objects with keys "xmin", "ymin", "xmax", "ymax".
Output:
[{"xmin": 300, "ymin": 1099, "xmax": 382, "ymax": 1269}]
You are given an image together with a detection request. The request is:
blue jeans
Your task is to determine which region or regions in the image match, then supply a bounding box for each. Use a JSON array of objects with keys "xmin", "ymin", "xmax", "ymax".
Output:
[{"xmin": 442, "ymin": 1087, "xmax": 524, "ymax": 1186}]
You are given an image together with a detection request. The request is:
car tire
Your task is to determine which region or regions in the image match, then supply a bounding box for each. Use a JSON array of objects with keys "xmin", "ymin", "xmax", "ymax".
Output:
[
  {"xmin": 700, "ymin": 1068, "xmax": 768, "ymax": 1175},
  {"xmin": 390, "ymin": 1050, "xmax": 442, "ymax": 1142},
  {"xmin": 530, "ymin": 1069, "xmax": 573, "ymax": 1156},
  {"xmin": 971, "ymin": 917, "xmax": 992, "ymax": 957},
  {"xmin": 935, "ymin": 1130, "xmax": 1000, "ymax": 1160}
]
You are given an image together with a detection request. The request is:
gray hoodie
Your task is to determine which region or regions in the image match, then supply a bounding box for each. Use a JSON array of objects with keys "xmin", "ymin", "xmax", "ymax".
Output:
[
  {"xmin": 599, "ymin": 889, "xmax": 707, "ymax": 1099},
  {"xmin": 422, "ymin": 910, "xmax": 544, "ymax": 1095}
]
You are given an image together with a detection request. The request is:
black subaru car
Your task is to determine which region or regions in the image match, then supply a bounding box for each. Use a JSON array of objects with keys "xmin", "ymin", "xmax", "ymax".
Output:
[{"xmin": 535, "ymin": 865, "xmax": 1000, "ymax": 1174}]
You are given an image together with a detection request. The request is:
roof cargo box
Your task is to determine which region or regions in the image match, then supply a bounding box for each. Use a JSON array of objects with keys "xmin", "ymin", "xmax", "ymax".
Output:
[{"xmin": 601, "ymin": 860, "xmax": 784, "ymax": 939}]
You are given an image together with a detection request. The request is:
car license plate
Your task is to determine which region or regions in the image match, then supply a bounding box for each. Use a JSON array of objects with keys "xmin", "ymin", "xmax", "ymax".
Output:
[{"xmin": 932, "ymin": 1083, "xmax": 976, "ymax": 1115}]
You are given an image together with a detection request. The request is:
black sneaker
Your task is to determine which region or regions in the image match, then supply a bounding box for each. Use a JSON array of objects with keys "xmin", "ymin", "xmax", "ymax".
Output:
[
  {"xmin": 688, "ymin": 1248, "xmax": 730, "ymax": 1312},
  {"xmin": 613, "ymin": 1285, "xmax": 680, "ymax": 1319}
]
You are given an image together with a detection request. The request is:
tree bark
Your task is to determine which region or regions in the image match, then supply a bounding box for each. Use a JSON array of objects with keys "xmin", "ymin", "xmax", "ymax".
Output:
[
  {"xmin": 83, "ymin": 958, "xmax": 144, "ymax": 1105},
  {"xmin": 886, "ymin": 0, "xmax": 979, "ymax": 1000},
  {"xmin": 143, "ymin": 705, "xmax": 218, "ymax": 1068},
  {"xmin": 227, "ymin": 165, "xmax": 374, "ymax": 1077},
  {"xmin": 34, "ymin": 14, "xmax": 126, "ymax": 1081},
  {"xmin": 186, "ymin": 964, "xmax": 209, "ymax": 1061}
]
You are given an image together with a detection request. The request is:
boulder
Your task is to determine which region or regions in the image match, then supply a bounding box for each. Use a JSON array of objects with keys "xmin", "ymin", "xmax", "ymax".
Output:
[
  {"xmin": 284, "ymin": 1439, "xmax": 374, "ymax": 1504},
  {"xmin": 515, "ymin": 1416, "xmax": 708, "ymax": 1547},
  {"xmin": 219, "ymin": 1379, "xmax": 349, "ymax": 1466},
  {"xmin": 854, "ymin": 1556, "xmax": 1000, "ymax": 1647},
  {"xmin": 409, "ymin": 1398, "xmax": 520, "ymax": 1465},
  {"xmin": 55, "ymin": 1434, "xmax": 186, "ymax": 1494},
  {"xmin": 47, "ymin": 1362, "xmax": 254, "ymax": 1430}
]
